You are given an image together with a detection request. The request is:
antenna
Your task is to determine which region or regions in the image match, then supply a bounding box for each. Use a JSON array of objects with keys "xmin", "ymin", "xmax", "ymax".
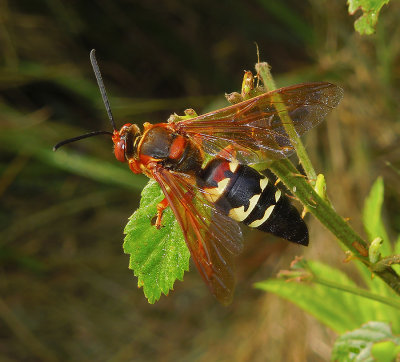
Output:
[
  {"xmin": 53, "ymin": 130, "xmax": 113, "ymax": 151},
  {"xmin": 53, "ymin": 50, "xmax": 118, "ymax": 151},
  {"xmin": 90, "ymin": 49, "xmax": 117, "ymax": 130},
  {"xmin": 53, "ymin": 49, "xmax": 117, "ymax": 151}
]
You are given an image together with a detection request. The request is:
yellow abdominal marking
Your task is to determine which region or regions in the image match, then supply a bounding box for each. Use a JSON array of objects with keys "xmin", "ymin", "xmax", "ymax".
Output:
[
  {"xmin": 204, "ymin": 178, "xmax": 230, "ymax": 203},
  {"xmin": 260, "ymin": 177, "xmax": 268, "ymax": 190},
  {"xmin": 229, "ymin": 161, "xmax": 239, "ymax": 173},
  {"xmin": 248, "ymin": 205, "xmax": 275, "ymax": 228},
  {"xmin": 275, "ymin": 190, "xmax": 281, "ymax": 203},
  {"xmin": 229, "ymin": 193, "xmax": 261, "ymax": 222}
]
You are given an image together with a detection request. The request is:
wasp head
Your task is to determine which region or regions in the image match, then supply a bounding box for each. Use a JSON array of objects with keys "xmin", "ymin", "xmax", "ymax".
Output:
[{"xmin": 112, "ymin": 123, "xmax": 141, "ymax": 162}]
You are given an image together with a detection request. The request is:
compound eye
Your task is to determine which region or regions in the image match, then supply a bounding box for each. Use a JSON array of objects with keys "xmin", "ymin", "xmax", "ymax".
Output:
[{"xmin": 114, "ymin": 139, "xmax": 126, "ymax": 162}]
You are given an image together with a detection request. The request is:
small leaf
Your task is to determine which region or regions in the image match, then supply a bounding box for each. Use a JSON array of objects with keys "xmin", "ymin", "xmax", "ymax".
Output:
[
  {"xmin": 314, "ymin": 173, "xmax": 328, "ymax": 202},
  {"xmin": 348, "ymin": 0, "xmax": 390, "ymax": 35},
  {"xmin": 357, "ymin": 178, "xmax": 396, "ymax": 296},
  {"xmin": 123, "ymin": 180, "xmax": 190, "ymax": 303},
  {"xmin": 332, "ymin": 321, "xmax": 400, "ymax": 361},
  {"xmin": 369, "ymin": 237, "xmax": 383, "ymax": 264},
  {"xmin": 362, "ymin": 177, "xmax": 391, "ymax": 255}
]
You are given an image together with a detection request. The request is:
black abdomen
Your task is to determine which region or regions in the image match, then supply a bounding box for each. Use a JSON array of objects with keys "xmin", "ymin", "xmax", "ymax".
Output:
[{"xmin": 200, "ymin": 158, "xmax": 308, "ymax": 246}]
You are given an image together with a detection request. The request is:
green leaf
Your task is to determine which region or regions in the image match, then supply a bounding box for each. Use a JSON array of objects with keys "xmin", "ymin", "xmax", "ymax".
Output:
[
  {"xmin": 348, "ymin": 0, "xmax": 390, "ymax": 35},
  {"xmin": 123, "ymin": 180, "xmax": 190, "ymax": 303},
  {"xmin": 363, "ymin": 178, "xmax": 390, "ymax": 253},
  {"xmin": 360, "ymin": 177, "xmax": 395, "ymax": 295},
  {"xmin": 256, "ymin": 261, "xmax": 364, "ymax": 333},
  {"xmin": 315, "ymin": 173, "xmax": 328, "ymax": 202},
  {"xmin": 371, "ymin": 341, "xmax": 400, "ymax": 361},
  {"xmin": 255, "ymin": 261, "xmax": 400, "ymax": 333},
  {"xmin": 332, "ymin": 321, "xmax": 400, "ymax": 361},
  {"xmin": 368, "ymin": 237, "xmax": 383, "ymax": 264}
]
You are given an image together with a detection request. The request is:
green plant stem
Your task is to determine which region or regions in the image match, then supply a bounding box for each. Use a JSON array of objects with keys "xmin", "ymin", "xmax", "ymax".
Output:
[
  {"xmin": 256, "ymin": 62, "xmax": 400, "ymax": 296},
  {"xmin": 373, "ymin": 255, "xmax": 400, "ymax": 272},
  {"xmin": 255, "ymin": 62, "xmax": 317, "ymax": 184},
  {"xmin": 270, "ymin": 159, "xmax": 369, "ymax": 256}
]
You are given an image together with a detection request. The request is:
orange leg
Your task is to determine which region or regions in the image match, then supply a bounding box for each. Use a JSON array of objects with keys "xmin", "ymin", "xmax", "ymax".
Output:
[{"xmin": 152, "ymin": 197, "xmax": 169, "ymax": 229}]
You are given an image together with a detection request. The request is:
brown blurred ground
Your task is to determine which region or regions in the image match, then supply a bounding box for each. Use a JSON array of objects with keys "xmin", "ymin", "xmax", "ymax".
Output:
[{"xmin": 1, "ymin": 1, "xmax": 400, "ymax": 361}]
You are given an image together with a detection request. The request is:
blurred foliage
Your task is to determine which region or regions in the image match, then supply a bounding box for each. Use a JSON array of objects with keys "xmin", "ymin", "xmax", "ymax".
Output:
[
  {"xmin": 256, "ymin": 258, "xmax": 400, "ymax": 332},
  {"xmin": 1, "ymin": 0, "xmax": 400, "ymax": 361},
  {"xmin": 256, "ymin": 177, "xmax": 400, "ymax": 355},
  {"xmin": 332, "ymin": 321, "xmax": 400, "ymax": 361},
  {"xmin": 347, "ymin": 0, "xmax": 391, "ymax": 35}
]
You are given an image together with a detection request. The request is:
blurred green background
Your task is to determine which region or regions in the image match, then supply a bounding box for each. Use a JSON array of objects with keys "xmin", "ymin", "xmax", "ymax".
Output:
[{"xmin": 1, "ymin": 1, "xmax": 400, "ymax": 361}]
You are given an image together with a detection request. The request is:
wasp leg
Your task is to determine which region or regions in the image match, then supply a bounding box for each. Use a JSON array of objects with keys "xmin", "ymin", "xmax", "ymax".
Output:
[{"xmin": 152, "ymin": 197, "xmax": 169, "ymax": 229}]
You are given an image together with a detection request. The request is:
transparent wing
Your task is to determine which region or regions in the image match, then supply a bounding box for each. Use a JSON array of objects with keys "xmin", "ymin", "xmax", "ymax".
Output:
[
  {"xmin": 151, "ymin": 166, "xmax": 243, "ymax": 305},
  {"xmin": 176, "ymin": 82, "xmax": 343, "ymax": 164}
]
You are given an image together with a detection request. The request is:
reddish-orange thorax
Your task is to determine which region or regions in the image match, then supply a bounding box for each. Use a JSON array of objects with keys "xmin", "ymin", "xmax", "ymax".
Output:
[
  {"xmin": 112, "ymin": 122, "xmax": 203, "ymax": 178},
  {"xmin": 112, "ymin": 122, "xmax": 172, "ymax": 174}
]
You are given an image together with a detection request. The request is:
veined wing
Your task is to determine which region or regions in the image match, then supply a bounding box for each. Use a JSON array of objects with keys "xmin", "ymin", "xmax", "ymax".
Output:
[
  {"xmin": 176, "ymin": 82, "xmax": 343, "ymax": 164},
  {"xmin": 151, "ymin": 165, "xmax": 243, "ymax": 305}
]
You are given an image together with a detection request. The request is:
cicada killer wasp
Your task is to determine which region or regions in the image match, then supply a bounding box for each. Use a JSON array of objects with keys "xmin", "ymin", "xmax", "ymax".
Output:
[{"xmin": 54, "ymin": 50, "xmax": 343, "ymax": 305}]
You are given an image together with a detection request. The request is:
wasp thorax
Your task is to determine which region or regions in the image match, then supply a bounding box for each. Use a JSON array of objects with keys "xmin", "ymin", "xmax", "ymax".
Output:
[{"xmin": 113, "ymin": 123, "xmax": 141, "ymax": 162}]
